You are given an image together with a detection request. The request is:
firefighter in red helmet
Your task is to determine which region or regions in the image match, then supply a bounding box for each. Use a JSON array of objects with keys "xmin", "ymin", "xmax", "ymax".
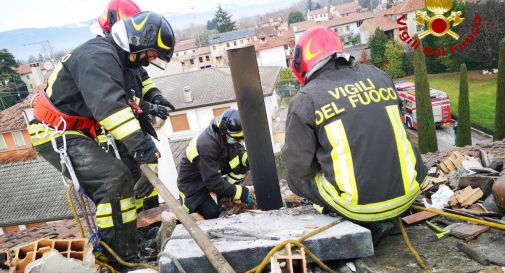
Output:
[
  {"xmin": 284, "ymin": 26, "xmax": 427, "ymax": 245},
  {"xmin": 29, "ymin": 12, "xmax": 176, "ymax": 268}
]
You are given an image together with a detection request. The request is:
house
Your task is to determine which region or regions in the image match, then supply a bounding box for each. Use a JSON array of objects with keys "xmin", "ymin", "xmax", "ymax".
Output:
[
  {"xmin": 291, "ymin": 12, "xmax": 375, "ymax": 45},
  {"xmin": 382, "ymin": 0, "xmax": 424, "ymax": 37},
  {"xmin": 359, "ymin": 14, "xmax": 402, "ymax": 44},
  {"xmin": 15, "ymin": 62, "xmax": 48, "ymax": 93},
  {"xmin": 308, "ymin": 7, "xmax": 330, "ymax": 22},
  {"xmin": 331, "ymin": 1, "xmax": 364, "ymax": 17},
  {"xmin": 208, "ymin": 28, "xmax": 257, "ymax": 67},
  {"xmin": 174, "ymin": 46, "xmax": 213, "ymax": 72},
  {"xmin": 254, "ymin": 36, "xmax": 295, "ymax": 68},
  {"xmin": 173, "ymin": 39, "xmax": 198, "ymax": 58}
]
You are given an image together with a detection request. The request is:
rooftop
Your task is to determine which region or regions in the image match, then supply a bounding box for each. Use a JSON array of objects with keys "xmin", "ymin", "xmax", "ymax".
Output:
[
  {"xmin": 0, "ymin": 93, "xmax": 34, "ymax": 133},
  {"xmin": 384, "ymin": 0, "xmax": 424, "ymax": 15},
  {"xmin": 291, "ymin": 12, "xmax": 375, "ymax": 32},
  {"xmin": 254, "ymin": 36, "xmax": 294, "ymax": 52},
  {"xmin": 360, "ymin": 15, "xmax": 401, "ymax": 33},
  {"xmin": 333, "ymin": 1, "xmax": 363, "ymax": 15},
  {"xmin": 174, "ymin": 39, "xmax": 197, "ymax": 53},
  {"xmin": 153, "ymin": 66, "xmax": 281, "ymax": 111},
  {"xmin": 208, "ymin": 28, "xmax": 257, "ymax": 45},
  {"xmin": 308, "ymin": 8, "xmax": 328, "ymax": 16}
]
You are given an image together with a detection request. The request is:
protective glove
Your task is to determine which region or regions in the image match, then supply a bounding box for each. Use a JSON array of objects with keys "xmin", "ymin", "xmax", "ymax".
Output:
[
  {"xmin": 236, "ymin": 185, "xmax": 252, "ymax": 206},
  {"xmin": 133, "ymin": 144, "xmax": 160, "ymax": 165},
  {"xmin": 139, "ymin": 100, "xmax": 169, "ymax": 120},
  {"xmin": 152, "ymin": 95, "xmax": 175, "ymax": 111},
  {"xmin": 133, "ymin": 175, "xmax": 154, "ymax": 199}
]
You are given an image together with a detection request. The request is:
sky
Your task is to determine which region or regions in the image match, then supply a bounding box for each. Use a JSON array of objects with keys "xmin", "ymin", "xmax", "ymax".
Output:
[{"xmin": 0, "ymin": 0, "xmax": 280, "ymax": 32}]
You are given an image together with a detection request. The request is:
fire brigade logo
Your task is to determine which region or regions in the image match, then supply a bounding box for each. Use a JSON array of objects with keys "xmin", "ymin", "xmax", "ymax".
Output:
[{"xmin": 415, "ymin": 0, "xmax": 464, "ymax": 40}]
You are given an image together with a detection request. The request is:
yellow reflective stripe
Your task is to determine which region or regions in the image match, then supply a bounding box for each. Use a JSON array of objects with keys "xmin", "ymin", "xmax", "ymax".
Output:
[
  {"xmin": 136, "ymin": 198, "xmax": 144, "ymax": 210},
  {"xmin": 186, "ymin": 136, "xmax": 199, "ymax": 163},
  {"xmin": 122, "ymin": 208, "xmax": 137, "ymax": 224},
  {"xmin": 148, "ymin": 163, "xmax": 158, "ymax": 174},
  {"xmin": 229, "ymin": 131, "xmax": 243, "ymax": 138},
  {"xmin": 386, "ymin": 105, "xmax": 418, "ymax": 195},
  {"xmin": 96, "ymin": 203, "xmax": 112, "ymax": 216},
  {"xmin": 157, "ymin": 29, "xmax": 171, "ymax": 50},
  {"xmin": 315, "ymin": 173, "xmax": 416, "ymax": 222},
  {"xmin": 134, "ymin": 96, "xmax": 141, "ymax": 105},
  {"xmin": 96, "ymin": 216, "xmax": 114, "ymax": 229},
  {"xmin": 313, "ymin": 203, "xmax": 324, "ymax": 214},
  {"xmin": 28, "ymin": 124, "xmax": 85, "ymax": 146},
  {"xmin": 99, "ymin": 108, "xmax": 135, "ymax": 131},
  {"xmin": 147, "ymin": 188, "xmax": 158, "ymax": 198},
  {"xmin": 110, "ymin": 119, "xmax": 141, "ymax": 140},
  {"xmin": 142, "ymin": 79, "xmax": 154, "ymax": 86},
  {"xmin": 241, "ymin": 152, "xmax": 248, "ymax": 166},
  {"xmin": 229, "ymin": 156, "xmax": 240, "ymax": 169},
  {"xmin": 179, "ymin": 191, "xmax": 190, "ymax": 213},
  {"xmin": 96, "ymin": 134, "xmax": 108, "ymax": 144},
  {"xmin": 234, "ymin": 185, "xmax": 243, "ymax": 200},
  {"xmin": 45, "ymin": 61, "xmax": 64, "ymax": 98},
  {"xmin": 324, "ymin": 119, "xmax": 358, "ymax": 205},
  {"xmin": 120, "ymin": 197, "xmax": 136, "ymax": 211},
  {"xmin": 142, "ymin": 79, "xmax": 157, "ymax": 97}
]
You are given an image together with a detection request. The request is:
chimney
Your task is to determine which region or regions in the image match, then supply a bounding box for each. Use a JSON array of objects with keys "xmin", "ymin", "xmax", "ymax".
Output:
[{"xmin": 183, "ymin": 86, "xmax": 193, "ymax": 103}]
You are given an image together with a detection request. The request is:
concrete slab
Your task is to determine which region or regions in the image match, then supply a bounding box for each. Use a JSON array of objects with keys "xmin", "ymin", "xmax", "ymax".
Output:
[{"xmin": 159, "ymin": 207, "xmax": 373, "ymax": 273}]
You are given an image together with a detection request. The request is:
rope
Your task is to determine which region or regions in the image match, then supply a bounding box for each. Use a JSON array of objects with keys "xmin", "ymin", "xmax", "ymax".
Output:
[
  {"xmin": 412, "ymin": 205, "xmax": 505, "ymax": 230},
  {"xmin": 246, "ymin": 219, "xmax": 343, "ymax": 273},
  {"xmin": 66, "ymin": 185, "xmax": 85, "ymax": 238},
  {"xmin": 398, "ymin": 217, "xmax": 432, "ymax": 273}
]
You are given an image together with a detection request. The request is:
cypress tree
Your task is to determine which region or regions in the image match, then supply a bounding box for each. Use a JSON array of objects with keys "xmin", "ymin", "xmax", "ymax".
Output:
[
  {"xmin": 495, "ymin": 38, "xmax": 505, "ymax": 141},
  {"xmin": 457, "ymin": 63, "xmax": 472, "ymax": 146},
  {"xmin": 414, "ymin": 40, "xmax": 438, "ymax": 153}
]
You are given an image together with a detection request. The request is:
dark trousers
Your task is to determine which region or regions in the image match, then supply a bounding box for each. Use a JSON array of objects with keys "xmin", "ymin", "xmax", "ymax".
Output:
[
  {"xmin": 181, "ymin": 192, "xmax": 220, "ymax": 220},
  {"xmin": 36, "ymin": 136, "xmax": 138, "ymax": 261}
]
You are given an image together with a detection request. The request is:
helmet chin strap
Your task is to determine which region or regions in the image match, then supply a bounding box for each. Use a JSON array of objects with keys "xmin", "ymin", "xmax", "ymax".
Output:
[{"xmin": 128, "ymin": 52, "xmax": 149, "ymax": 67}]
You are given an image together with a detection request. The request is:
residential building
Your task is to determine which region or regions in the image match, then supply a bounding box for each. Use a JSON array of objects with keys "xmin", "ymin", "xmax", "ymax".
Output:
[
  {"xmin": 291, "ymin": 12, "xmax": 375, "ymax": 45},
  {"xmin": 359, "ymin": 14, "xmax": 402, "ymax": 44},
  {"xmin": 208, "ymin": 28, "xmax": 257, "ymax": 67},
  {"xmin": 254, "ymin": 35, "xmax": 295, "ymax": 68},
  {"xmin": 255, "ymin": 16, "xmax": 284, "ymax": 29},
  {"xmin": 173, "ymin": 39, "xmax": 198, "ymax": 58},
  {"xmin": 382, "ymin": 0, "xmax": 424, "ymax": 37},
  {"xmin": 174, "ymin": 46, "xmax": 213, "ymax": 72},
  {"xmin": 308, "ymin": 7, "xmax": 330, "ymax": 22},
  {"xmin": 331, "ymin": 1, "xmax": 364, "ymax": 17},
  {"xmin": 15, "ymin": 62, "xmax": 47, "ymax": 93},
  {"xmin": 0, "ymin": 97, "xmax": 32, "ymax": 153}
]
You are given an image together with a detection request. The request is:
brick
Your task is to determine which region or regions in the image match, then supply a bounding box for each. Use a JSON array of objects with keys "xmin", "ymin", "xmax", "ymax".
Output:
[
  {"xmin": 451, "ymin": 224, "xmax": 490, "ymax": 241},
  {"xmin": 137, "ymin": 204, "xmax": 169, "ymax": 228},
  {"xmin": 402, "ymin": 211, "xmax": 438, "ymax": 224}
]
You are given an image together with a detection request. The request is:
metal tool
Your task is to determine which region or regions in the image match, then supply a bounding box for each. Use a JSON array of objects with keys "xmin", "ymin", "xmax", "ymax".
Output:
[{"xmin": 426, "ymin": 220, "xmax": 450, "ymax": 240}]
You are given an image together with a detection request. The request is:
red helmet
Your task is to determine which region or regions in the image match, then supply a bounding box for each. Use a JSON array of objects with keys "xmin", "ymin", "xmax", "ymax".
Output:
[
  {"xmin": 98, "ymin": 0, "xmax": 141, "ymax": 34},
  {"xmin": 291, "ymin": 26, "xmax": 344, "ymax": 86}
]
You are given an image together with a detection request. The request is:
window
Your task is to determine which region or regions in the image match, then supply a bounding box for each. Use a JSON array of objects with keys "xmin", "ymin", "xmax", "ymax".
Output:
[
  {"xmin": 240, "ymin": 39, "xmax": 244, "ymax": 45},
  {"xmin": 206, "ymin": 55, "xmax": 210, "ymax": 61},
  {"xmin": 284, "ymin": 45, "xmax": 288, "ymax": 50},
  {"xmin": 199, "ymin": 57, "xmax": 203, "ymax": 62},
  {"xmin": 346, "ymin": 25, "xmax": 350, "ymax": 32},
  {"xmin": 190, "ymin": 59, "xmax": 194, "ymax": 65},
  {"xmin": 0, "ymin": 135, "xmax": 7, "ymax": 149},
  {"xmin": 213, "ymin": 106, "xmax": 230, "ymax": 117},
  {"xmin": 176, "ymin": 53, "xmax": 179, "ymax": 57},
  {"xmin": 233, "ymin": 41, "xmax": 237, "ymax": 46},
  {"xmin": 213, "ymin": 45, "xmax": 216, "ymax": 50},
  {"xmin": 226, "ymin": 42, "xmax": 230, "ymax": 47},
  {"xmin": 12, "ymin": 131, "xmax": 25, "ymax": 147},
  {"xmin": 357, "ymin": 20, "xmax": 363, "ymax": 27},
  {"xmin": 170, "ymin": 114, "xmax": 190, "ymax": 132},
  {"xmin": 181, "ymin": 62, "xmax": 185, "ymax": 65},
  {"xmin": 30, "ymin": 84, "xmax": 33, "ymax": 89},
  {"xmin": 26, "ymin": 75, "xmax": 30, "ymax": 79}
]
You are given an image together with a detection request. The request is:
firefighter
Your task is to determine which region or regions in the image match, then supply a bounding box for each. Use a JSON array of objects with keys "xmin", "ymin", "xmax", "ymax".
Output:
[
  {"xmin": 283, "ymin": 26, "xmax": 427, "ymax": 245},
  {"xmin": 177, "ymin": 109, "xmax": 252, "ymax": 219},
  {"xmin": 96, "ymin": 0, "xmax": 175, "ymax": 213},
  {"xmin": 27, "ymin": 11, "xmax": 175, "ymax": 265}
]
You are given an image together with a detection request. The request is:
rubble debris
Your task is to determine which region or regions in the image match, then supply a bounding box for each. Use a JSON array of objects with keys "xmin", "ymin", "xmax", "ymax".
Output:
[
  {"xmin": 450, "ymin": 186, "xmax": 484, "ymax": 208},
  {"xmin": 7, "ymin": 238, "xmax": 91, "ymax": 273},
  {"xmin": 483, "ymin": 195, "xmax": 501, "ymax": 214},
  {"xmin": 271, "ymin": 242, "xmax": 307, "ymax": 273},
  {"xmin": 402, "ymin": 211, "xmax": 438, "ymax": 224},
  {"xmin": 450, "ymin": 224, "xmax": 490, "ymax": 241},
  {"xmin": 457, "ymin": 242, "xmax": 491, "ymax": 265},
  {"xmin": 492, "ymin": 176, "xmax": 505, "ymax": 213},
  {"xmin": 428, "ymin": 185, "xmax": 454, "ymax": 209},
  {"xmin": 438, "ymin": 151, "xmax": 468, "ymax": 173},
  {"xmin": 159, "ymin": 207, "xmax": 373, "ymax": 273},
  {"xmin": 458, "ymin": 176, "xmax": 495, "ymax": 198},
  {"xmin": 25, "ymin": 250, "xmax": 96, "ymax": 273},
  {"xmin": 155, "ymin": 211, "xmax": 177, "ymax": 252},
  {"xmin": 489, "ymin": 159, "xmax": 503, "ymax": 172},
  {"xmin": 137, "ymin": 204, "xmax": 169, "ymax": 228},
  {"xmin": 480, "ymin": 149, "xmax": 491, "ymax": 168}
]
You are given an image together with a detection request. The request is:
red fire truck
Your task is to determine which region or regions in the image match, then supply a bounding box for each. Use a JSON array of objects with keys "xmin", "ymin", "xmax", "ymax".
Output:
[{"xmin": 395, "ymin": 81, "xmax": 451, "ymax": 129}]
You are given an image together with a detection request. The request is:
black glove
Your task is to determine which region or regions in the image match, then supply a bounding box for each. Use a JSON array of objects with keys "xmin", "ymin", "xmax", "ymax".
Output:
[
  {"xmin": 139, "ymin": 100, "xmax": 170, "ymax": 120},
  {"xmin": 134, "ymin": 174, "xmax": 154, "ymax": 199},
  {"xmin": 134, "ymin": 143, "xmax": 160, "ymax": 165},
  {"xmin": 152, "ymin": 95, "xmax": 175, "ymax": 111}
]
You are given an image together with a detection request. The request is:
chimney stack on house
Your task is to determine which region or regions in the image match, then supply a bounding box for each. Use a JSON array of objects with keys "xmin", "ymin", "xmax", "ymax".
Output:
[{"xmin": 183, "ymin": 86, "xmax": 193, "ymax": 103}]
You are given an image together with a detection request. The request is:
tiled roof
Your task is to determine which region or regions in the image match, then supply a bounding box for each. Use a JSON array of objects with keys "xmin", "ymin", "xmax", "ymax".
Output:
[
  {"xmin": 291, "ymin": 12, "xmax": 375, "ymax": 32},
  {"xmin": 309, "ymin": 8, "xmax": 328, "ymax": 16},
  {"xmin": 0, "ymin": 158, "xmax": 75, "ymax": 227},
  {"xmin": 0, "ymin": 93, "xmax": 35, "ymax": 133},
  {"xmin": 195, "ymin": 46, "xmax": 211, "ymax": 55},
  {"xmin": 174, "ymin": 39, "xmax": 197, "ymax": 52},
  {"xmin": 333, "ymin": 1, "xmax": 363, "ymax": 14},
  {"xmin": 154, "ymin": 66, "xmax": 281, "ymax": 111},
  {"xmin": 169, "ymin": 138, "xmax": 191, "ymax": 171},
  {"xmin": 384, "ymin": 0, "xmax": 424, "ymax": 15},
  {"xmin": 254, "ymin": 36, "xmax": 294, "ymax": 51},
  {"xmin": 361, "ymin": 15, "xmax": 401, "ymax": 32},
  {"xmin": 15, "ymin": 64, "xmax": 32, "ymax": 75},
  {"xmin": 208, "ymin": 28, "xmax": 257, "ymax": 45}
]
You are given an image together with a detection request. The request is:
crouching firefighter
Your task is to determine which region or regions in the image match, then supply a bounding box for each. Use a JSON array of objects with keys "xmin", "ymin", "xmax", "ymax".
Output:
[
  {"xmin": 96, "ymin": 0, "xmax": 177, "ymax": 213},
  {"xmin": 28, "ymin": 11, "xmax": 175, "ymax": 265},
  {"xmin": 177, "ymin": 109, "xmax": 252, "ymax": 219},
  {"xmin": 283, "ymin": 26, "xmax": 428, "ymax": 246}
]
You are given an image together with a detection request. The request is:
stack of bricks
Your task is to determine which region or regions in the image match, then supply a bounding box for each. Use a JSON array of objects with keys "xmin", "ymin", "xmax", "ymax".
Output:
[
  {"xmin": 271, "ymin": 242, "xmax": 307, "ymax": 273},
  {"xmin": 7, "ymin": 238, "xmax": 90, "ymax": 273}
]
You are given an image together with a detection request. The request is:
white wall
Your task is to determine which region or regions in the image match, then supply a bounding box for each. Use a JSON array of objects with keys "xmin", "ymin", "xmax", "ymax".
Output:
[
  {"xmin": 154, "ymin": 127, "xmax": 180, "ymax": 199},
  {"xmin": 256, "ymin": 46, "xmax": 287, "ymax": 68}
]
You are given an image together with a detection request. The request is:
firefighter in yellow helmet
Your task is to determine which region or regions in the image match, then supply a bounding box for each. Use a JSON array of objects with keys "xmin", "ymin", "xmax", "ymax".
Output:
[
  {"xmin": 28, "ymin": 11, "xmax": 175, "ymax": 266},
  {"xmin": 283, "ymin": 26, "xmax": 427, "ymax": 245}
]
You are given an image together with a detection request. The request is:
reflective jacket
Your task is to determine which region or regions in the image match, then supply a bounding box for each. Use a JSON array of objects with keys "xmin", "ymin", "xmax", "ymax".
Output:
[
  {"xmin": 177, "ymin": 124, "xmax": 249, "ymax": 212},
  {"xmin": 28, "ymin": 36, "xmax": 150, "ymax": 156},
  {"xmin": 283, "ymin": 58, "xmax": 427, "ymax": 222}
]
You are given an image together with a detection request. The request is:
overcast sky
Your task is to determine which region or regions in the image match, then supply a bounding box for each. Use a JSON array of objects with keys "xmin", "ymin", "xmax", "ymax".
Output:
[{"xmin": 0, "ymin": 0, "xmax": 278, "ymax": 32}]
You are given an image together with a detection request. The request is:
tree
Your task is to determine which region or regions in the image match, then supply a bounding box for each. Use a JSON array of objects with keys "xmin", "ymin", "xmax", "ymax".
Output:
[
  {"xmin": 214, "ymin": 5, "xmax": 236, "ymax": 33},
  {"xmin": 206, "ymin": 18, "xmax": 217, "ymax": 30},
  {"xmin": 368, "ymin": 28, "xmax": 388, "ymax": 68},
  {"xmin": 414, "ymin": 40, "xmax": 438, "ymax": 153},
  {"xmin": 0, "ymin": 49, "xmax": 19, "ymax": 83},
  {"xmin": 495, "ymin": 38, "xmax": 505, "ymax": 140},
  {"xmin": 384, "ymin": 41, "xmax": 405, "ymax": 78},
  {"xmin": 403, "ymin": 51, "xmax": 414, "ymax": 75},
  {"xmin": 359, "ymin": 50, "xmax": 371, "ymax": 64},
  {"xmin": 288, "ymin": 11, "xmax": 305, "ymax": 25},
  {"xmin": 457, "ymin": 64, "xmax": 471, "ymax": 146},
  {"xmin": 196, "ymin": 29, "xmax": 218, "ymax": 47}
]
